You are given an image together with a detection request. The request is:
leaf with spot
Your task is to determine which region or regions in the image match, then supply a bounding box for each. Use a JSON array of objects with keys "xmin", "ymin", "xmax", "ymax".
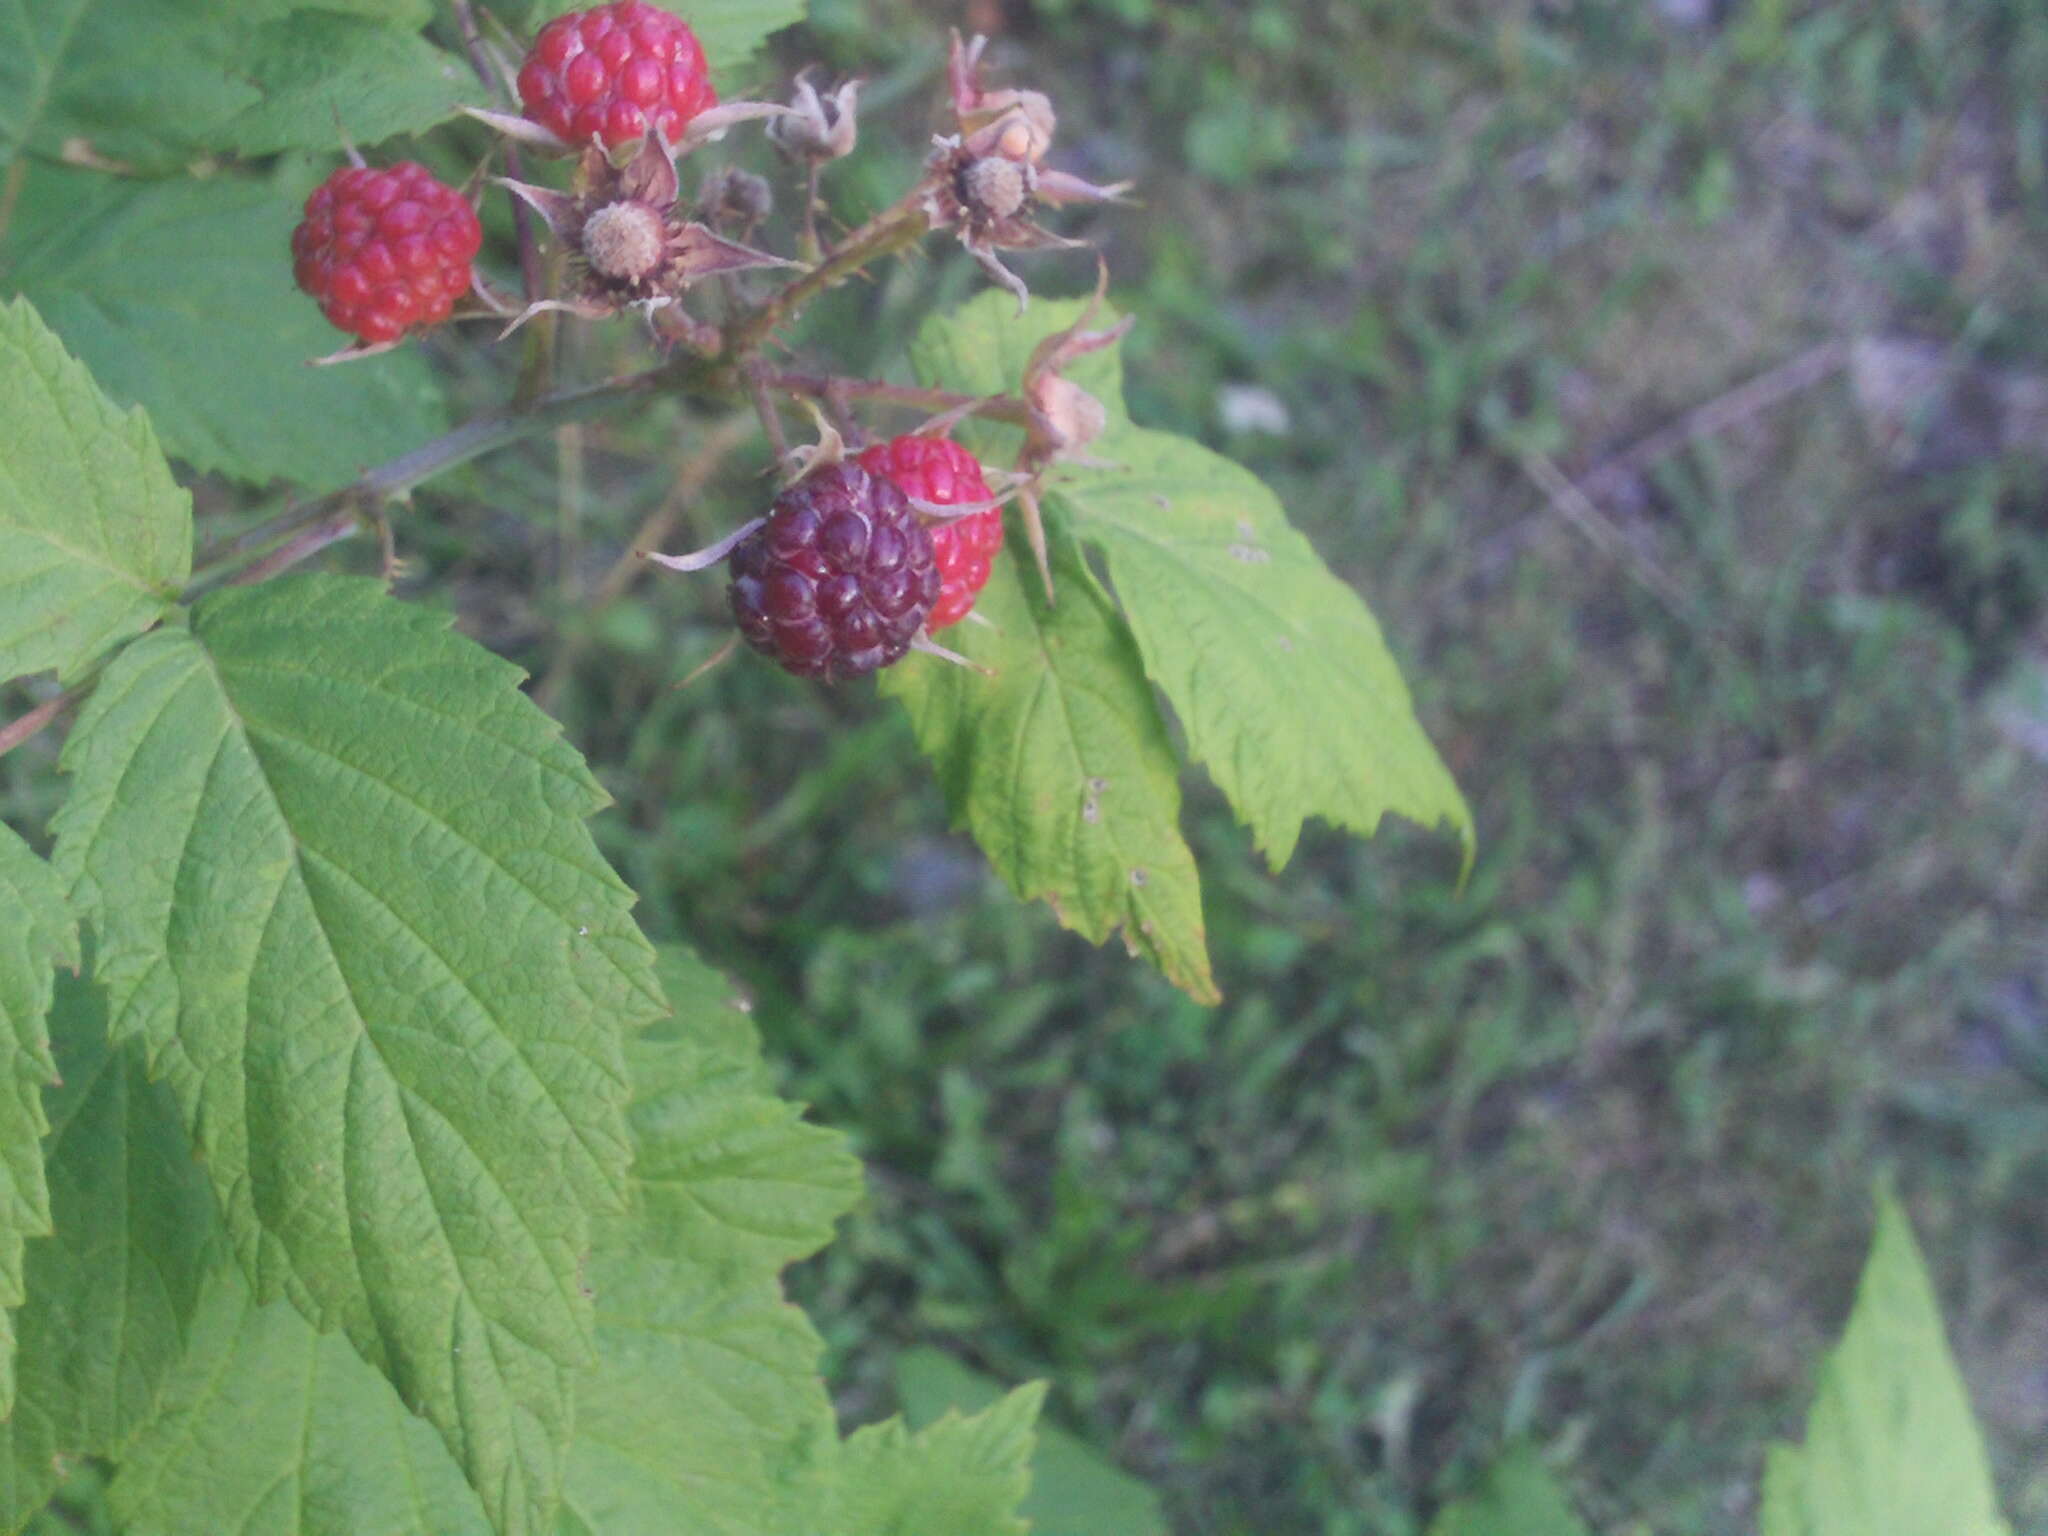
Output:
[
  {"xmin": 1760, "ymin": 1191, "xmax": 2011, "ymax": 1536},
  {"xmin": 0, "ymin": 295, "xmax": 190, "ymax": 685},
  {"xmin": 911, "ymin": 292, "xmax": 1473, "ymax": 873},
  {"xmin": 0, "ymin": 974, "xmax": 219, "ymax": 1531},
  {"xmin": 882, "ymin": 517, "xmax": 1217, "ymax": 1003},
  {"xmin": 0, "ymin": 826, "xmax": 75, "ymax": 1419},
  {"xmin": 51, "ymin": 574, "xmax": 664, "ymax": 1536}
]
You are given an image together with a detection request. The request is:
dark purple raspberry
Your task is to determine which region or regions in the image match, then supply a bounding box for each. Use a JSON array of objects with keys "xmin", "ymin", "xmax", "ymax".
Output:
[{"xmin": 728, "ymin": 464, "xmax": 941, "ymax": 680}]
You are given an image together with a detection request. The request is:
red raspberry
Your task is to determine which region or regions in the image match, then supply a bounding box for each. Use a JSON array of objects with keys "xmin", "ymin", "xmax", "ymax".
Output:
[
  {"xmin": 728, "ymin": 464, "xmax": 940, "ymax": 681},
  {"xmin": 857, "ymin": 437, "xmax": 1004, "ymax": 630},
  {"xmin": 291, "ymin": 163, "xmax": 481, "ymax": 346},
  {"xmin": 518, "ymin": 1, "xmax": 717, "ymax": 150}
]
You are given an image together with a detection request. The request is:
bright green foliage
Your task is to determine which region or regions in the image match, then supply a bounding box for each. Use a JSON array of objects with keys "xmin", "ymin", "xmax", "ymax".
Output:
[
  {"xmin": 896, "ymin": 1348, "xmax": 1168, "ymax": 1536},
  {"xmin": 85, "ymin": 943, "xmax": 1036, "ymax": 1536},
  {"xmin": 1760, "ymin": 1192, "xmax": 2012, "ymax": 1536},
  {"xmin": 0, "ymin": 1, "xmax": 458, "ymax": 171},
  {"xmin": 883, "ymin": 526, "xmax": 1218, "ymax": 1002},
  {"xmin": 560, "ymin": 948, "xmax": 1042, "ymax": 1536},
  {"xmin": 1425, "ymin": 1445, "xmax": 1592, "ymax": 1536},
  {"xmin": 0, "ymin": 297, "xmax": 189, "ymax": 685},
  {"xmin": 519, "ymin": 0, "xmax": 808, "ymax": 76},
  {"xmin": 912, "ymin": 293, "xmax": 1473, "ymax": 873},
  {"xmin": 834, "ymin": 1383, "xmax": 1046, "ymax": 1536},
  {"xmin": 3, "ymin": 168, "xmax": 446, "ymax": 487},
  {"xmin": 0, "ymin": 828, "xmax": 73, "ymax": 1418},
  {"xmin": 559, "ymin": 948, "xmax": 862, "ymax": 1532},
  {"xmin": 51, "ymin": 575, "xmax": 665, "ymax": 1536},
  {"xmin": 0, "ymin": 976, "xmax": 218, "ymax": 1532},
  {"xmin": 212, "ymin": 14, "xmax": 476, "ymax": 157},
  {"xmin": 106, "ymin": 1269, "xmax": 492, "ymax": 1536}
]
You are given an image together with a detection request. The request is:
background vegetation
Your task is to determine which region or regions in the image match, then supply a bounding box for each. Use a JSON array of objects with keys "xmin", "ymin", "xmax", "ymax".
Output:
[{"xmin": 10, "ymin": 1, "xmax": 2046, "ymax": 1531}]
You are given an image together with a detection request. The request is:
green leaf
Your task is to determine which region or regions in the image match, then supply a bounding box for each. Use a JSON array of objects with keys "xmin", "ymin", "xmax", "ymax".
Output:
[
  {"xmin": 623, "ymin": 1035, "xmax": 864, "ymax": 1280},
  {"xmin": 559, "ymin": 1243, "xmax": 839, "ymax": 1536},
  {"xmin": 0, "ymin": 975, "xmax": 219, "ymax": 1532},
  {"xmin": 895, "ymin": 1348, "xmax": 1167, "ymax": 1536},
  {"xmin": 0, "ymin": 295, "xmax": 190, "ymax": 684},
  {"xmin": 519, "ymin": 0, "xmax": 807, "ymax": 76},
  {"xmin": 51, "ymin": 575, "xmax": 664, "ymax": 1536},
  {"xmin": 1760, "ymin": 1191, "xmax": 2012, "ymax": 1536},
  {"xmin": 1426, "ymin": 1445, "xmax": 1591, "ymax": 1536},
  {"xmin": 213, "ymin": 14, "xmax": 477, "ymax": 158},
  {"xmin": 0, "ymin": 2, "xmax": 458, "ymax": 171},
  {"xmin": 835, "ymin": 1385, "xmax": 1046, "ymax": 1536},
  {"xmin": 0, "ymin": 827, "xmax": 75, "ymax": 1418},
  {"xmin": 911, "ymin": 292, "xmax": 1473, "ymax": 872},
  {"xmin": 560, "ymin": 956, "xmax": 864, "ymax": 1534},
  {"xmin": 107, "ymin": 1268, "xmax": 491, "ymax": 1536},
  {"xmin": 881, "ymin": 520, "xmax": 1217, "ymax": 1003},
  {"xmin": 5, "ymin": 167, "xmax": 447, "ymax": 487}
]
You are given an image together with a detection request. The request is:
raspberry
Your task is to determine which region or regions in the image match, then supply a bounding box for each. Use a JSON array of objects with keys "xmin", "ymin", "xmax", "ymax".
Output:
[
  {"xmin": 858, "ymin": 436, "xmax": 1004, "ymax": 630},
  {"xmin": 518, "ymin": 1, "xmax": 717, "ymax": 151},
  {"xmin": 728, "ymin": 464, "xmax": 941, "ymax": 680},
  {"xmin": 291, "ymin": 163, "xmax": 481, "ymax": 346}
]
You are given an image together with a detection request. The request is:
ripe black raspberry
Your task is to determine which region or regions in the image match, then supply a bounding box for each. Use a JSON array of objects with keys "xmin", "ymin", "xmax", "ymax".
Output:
[
  {"xmin": 728, "ymin": 464, "xmax": 940, "ymax": 680},
  {"xmin": 291, "ymin": 163, "xmax": 481, "ymax": 346},
  {"xmin": 857, "ymin": 437, "xmax": 1003, "ymax": 630},
  {"xmin": 518, "ymin": 1, "xmax": 717, "ymax": 150}
]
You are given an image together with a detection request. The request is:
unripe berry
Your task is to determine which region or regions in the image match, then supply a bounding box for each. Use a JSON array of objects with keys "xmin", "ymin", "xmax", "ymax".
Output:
[
  {"xmin": 291, "ymin": 163, "xmax": 481, "ymax": 346},
  {"xmin": 517, "ymin": 1, "xmax": 717, "ymax": 150},
  {"xmin": 858, "ymin": 437, "xmax": 1004, "ymax": 630},
  {"xmin": 580, "ymin": 200, "xmax": 666, "ymax": 282},
  {"xmin": 960, "ymin": 155, "xmax": 1031, "ymax": 222}
]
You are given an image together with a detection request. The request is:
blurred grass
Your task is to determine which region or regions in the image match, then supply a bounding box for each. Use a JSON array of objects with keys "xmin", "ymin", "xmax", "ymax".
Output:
[{"xmin": 16, "ymin": 0, "xmax": 2040, "ymax": 1531}]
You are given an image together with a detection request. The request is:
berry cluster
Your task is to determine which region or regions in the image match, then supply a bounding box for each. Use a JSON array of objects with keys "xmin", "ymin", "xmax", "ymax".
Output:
[
  {"xmin": 517, "ymin": 0, "xmax": 717, "ymax": 150},
  {"xmin": 727, "ymin": 463, "xmax": 941, "ymax": 681},
  {"xmin": 283, "ymin": 3, "xmax": 1122, "ymax": 680},
  {"xmin": 859, "ymin": 436, "xmax": 1004, "ymax": 630},
  {"xmin": 290, "ymin": 163, "xmax": 481, "ymax": 347}
]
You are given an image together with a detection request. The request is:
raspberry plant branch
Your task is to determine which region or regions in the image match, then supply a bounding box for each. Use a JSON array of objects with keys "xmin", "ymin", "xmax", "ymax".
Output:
[
  {"xmin": 0, "ymin": 689, "xmax": 72, "ymax": 762},
  {"xmin": 721, "ymin": 197, "xmax": 930, "ymax": 357},
  {"xmin": 190, "ymin": 355, "xmax": 691, "ymax": 586}
]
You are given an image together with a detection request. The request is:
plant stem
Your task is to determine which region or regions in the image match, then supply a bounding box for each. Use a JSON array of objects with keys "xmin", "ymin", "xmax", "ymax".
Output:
[
  {"xmin": 532, "ymin": 411, "xmax": 755, "ymax": 710},
  {"xmin": 190, "ymin": 359, "xmax": 689, "ymax": 590},
  {"xmin": 227, "ymin": 509, "xmax": 362, "ymax": 587},
  {"xmin": 724, "ymin": 197, "xmax": 929, "ymax": 357},
  {"xmin": 0, "ymin": 690, "xmax": 73, "ymax": 761}
]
